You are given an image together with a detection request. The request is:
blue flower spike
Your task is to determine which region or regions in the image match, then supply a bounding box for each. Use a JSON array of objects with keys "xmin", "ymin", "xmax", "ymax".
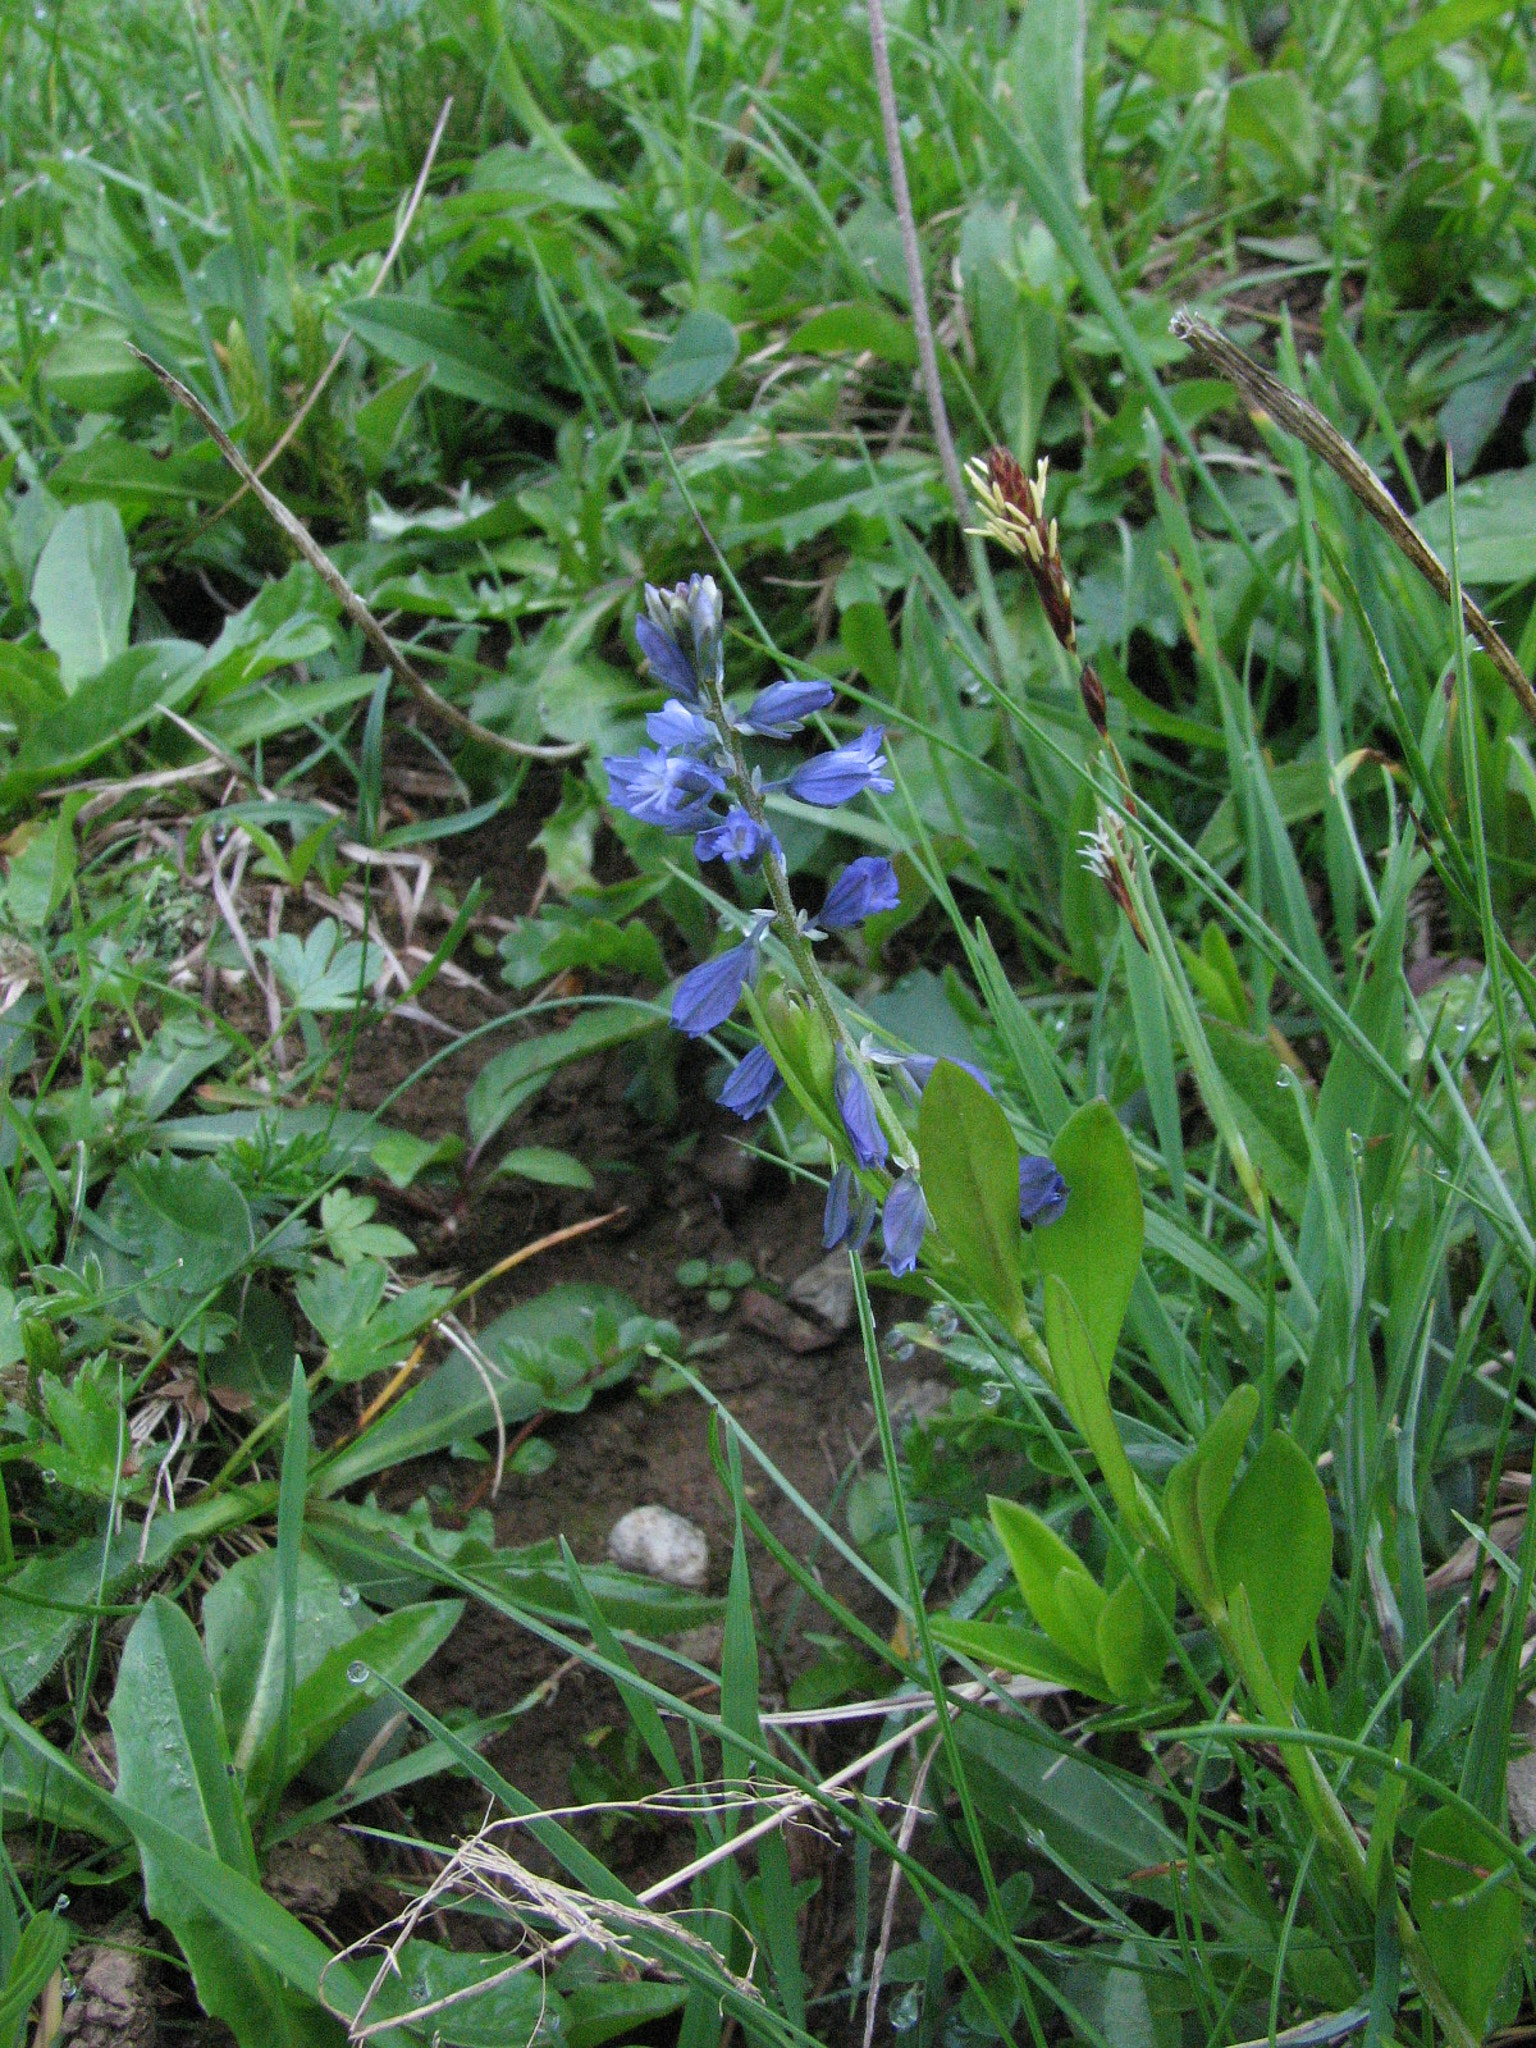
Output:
[
  {"xmin": 670, "ymin": 934, "xmax": 763, "ymax": 1038},
  {"xmin": 718, "ymin": 1042, "xmax": 784, "ymax": 1119},
  {"xmin": 834, "ymin": 1048, "xmax": 889, "ymax": 1169},
  {"xmin": 820, "ymin": 856, "xmax": 900, "ymax": 930},
  {"xmin": 881, "ymin": 1174, "xmax": 928, "ymax": 1276},
  {"xmin": 1019, "ymin": 1154, "xmax": 1069, "ymax": 1229},
  {"xmin": 788, "ymin": 727, "xmax": 894, "ymax": 807},
  {"xmin": 824, "ymin": 1163, "xmax": 876, "ymax": 1252},
  {"xmin": 647, "ymin": 699, "xmax": 716, "ymax": 753}
]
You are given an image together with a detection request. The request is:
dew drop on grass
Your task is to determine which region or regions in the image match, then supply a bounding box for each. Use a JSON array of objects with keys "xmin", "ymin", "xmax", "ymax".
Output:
[
  {"xmin": 979, "ymin": 1384, "xmax": 1003, "ymax": 1410},
  {"xmin": 1276, "ymin": 1068, "xmax": 1292, "ymax": 1089},
  {"xmin": 53, "ymin": 1895, "xmax": 69, "ymax": 1913},
  {"xmin": 891, "ymin": 1988, "xmax": 921, "ymax": 2033},
  {"xmin": 347, "ymin": 1660, "xmax": 370, "ymax": 1685},
  {"xmin": 338, "ymin": 1584, "xmax": 360, "ymax": 1608},
  {"xmin": 41, "ymin": 1470, "xmax": 56, "ymax": 1485}
]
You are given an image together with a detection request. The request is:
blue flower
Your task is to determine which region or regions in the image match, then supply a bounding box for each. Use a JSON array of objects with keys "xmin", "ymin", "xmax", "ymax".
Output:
[
  {"xmin": 695, "ymin": 808, "xmax": 780, "ymax": 869},
  {"xmin": 787, "ymin": 727, "xmax": 894, "ymax": 808},
  {"xmin": 687, "ymin": 575, "xmax": 724, "ymax": 689},
  {"xmin": 1019, "ymin": 1154, "xmax": 1069, "ymax": 1228},
  {"xmin": 603, "ymin": 748, "xmax": 724, "ymax": 831},
  {"xmin": 881, "ymin": 1174, "xmax": 928, "ymax": 1276},
  {"xmin": 835, "ymin": 1048, "xmax": 889, "ymax": 1169},
  {"xmin": 739, "ymin": 679, "xmax": 835, "ymax": 737},
  {"xmin": 823, "ymin": 1163, "xmax": 876, "ymax": 1252},
  {"xmin": 718, "ymin": 1042, "xmax": 783, "ymax": 1119},
  {"xmin": 901, "ymin": 1054, "xmax": 995, "ymax": 1098},
  {"xmin": 635, "ymin": 615, "xmax": 698, "ymax": 701},
  {"xmin": 647, "ymin": 699, "xmax": 716, "ymax": 752},
  {"xmin": 820, "ymin": 856, "xmax": 900, "ymax": 929},
  {"xmin": 670, "ymin": 936, "xmax": 761, "ymax": 1038}
]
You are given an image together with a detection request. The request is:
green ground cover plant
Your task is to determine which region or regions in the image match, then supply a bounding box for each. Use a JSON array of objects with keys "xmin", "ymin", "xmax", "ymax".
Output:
[{"xmin": 3, "ymin": 0, "xmax": 1536, "ymax": 2040}]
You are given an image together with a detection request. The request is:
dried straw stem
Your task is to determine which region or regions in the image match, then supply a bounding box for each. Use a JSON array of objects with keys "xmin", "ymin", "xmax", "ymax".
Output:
[{"xmin": 1171, "ymin": 308, "xmax": 1536, "ymax": 727}]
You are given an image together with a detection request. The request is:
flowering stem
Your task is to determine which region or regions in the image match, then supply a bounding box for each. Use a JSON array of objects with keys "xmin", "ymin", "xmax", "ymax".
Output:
[{"xmin": 700, "ymin": 678, "xmax": 917, "ymax": 1170}]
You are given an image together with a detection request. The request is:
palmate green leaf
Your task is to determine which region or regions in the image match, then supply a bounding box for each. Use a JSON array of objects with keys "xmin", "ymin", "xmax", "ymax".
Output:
[
  {"xmin": 1212, "ymin": 1432, "xmax": 1332, "ymax": 1710},
  {"xmin": 29, "ymin": 502, "xmax": 133, "ymax": 688},
  {"xmin": 1408, "ymin": 1808, "xmax": 1521, "ymax": 2037},
  {"xmin": 918, "ymin": 1060, "xmax": 1024, "ymax": 1331},
  {"xmin": 109, "ymin": 1596, "xmax": 333, "ymax": 2046},
  {"xmin": 1031, "ymin": 1101, "xmax": 1142, "ymax": 1385}
]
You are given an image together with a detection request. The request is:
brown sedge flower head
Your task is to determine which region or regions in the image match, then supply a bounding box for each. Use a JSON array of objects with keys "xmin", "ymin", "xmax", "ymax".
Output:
[
  {"xmin": 1080, "ymin": 813, "xmax": 1147, "ymax": 949},
  {"xmin": 965, "ymin": 447, "xmax": 1076, "ymax": 654}
]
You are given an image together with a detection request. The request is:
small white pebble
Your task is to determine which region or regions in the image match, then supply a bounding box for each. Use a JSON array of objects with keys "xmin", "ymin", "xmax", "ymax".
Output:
[{"xmin": 607, "ymin": 1506, "xmax": 709, "ymax": 1589}]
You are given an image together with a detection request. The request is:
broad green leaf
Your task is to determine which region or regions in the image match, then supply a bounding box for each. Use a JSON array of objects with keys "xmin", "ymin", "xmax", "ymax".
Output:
[
  {"xmin": 1205, "ymin": 1020, "xmax": 1311, "ymax": 1218},
  {"xmin": 1409, "ymin": 1808, "xmax": 1521, "ymax": 2037},
  {"xmin": 381, "ymin": 1940, "xmax": 561, "ymax": 2046},
  {"xmin": 337, "ymin": 297, "xmax": 561, "ymax": 423},
  {"xmin": 929, "ymin": 1615, "xmax": 1104, "ymax": 1695},
  {"xmin": 1002, "ymin": 0, "xmax": 1087, "ymax": 205},
  {"xmin": 494, "ymin": 1145, "xmax": 596, "ymax": 1190},
  {"xmin": 1225, "ymin": 71, "xmax": 1320, "ymax": 190},
  {"xmin": 793, "ymin": 303, "xmax": 916, "ymax": 367},
  {"xmin": 918, "ymin": 1060, "xmax": 1024, "ymax": 1330},
  {"xmin": 30, "ymin": 502, "xmax": 133, "ymax": 688},
  {"xmin": 951, "ymin": 1712, "xmax": 1182, "ymax": 1887},
  {"xmin": 1095, "ymin": 1553, "xmax": 1174, "ymax": 1705},
  {"xmin": 317, "ymin": 1285, "xmax": 664, "ymax": 1492},
  {"xmin": 0, "ymin": 1915, "xmax": 74, "ymax": 2048},
  {"xmin": 0, "ymin": 1699, "xmax": 365, "ymax": 2043},
  {"xmin": 109, "ymin": 1598, "xmax": 327, "ymax": 2045},
  {"xmin": 0, "ymin": 639, "xmax": 205, "ymax": 805},
  {"xmin": 1383, "ymin": 0, "xmax": 1515, "ymax": 80},
  {"xmin": 466, "ymin": 1006, "xmax": 657, "ymax": 1149},
  {"xmin": 3, "ymin": 816, "xmax": 75, "ymax": 929},
  {"xmin": 203, "ymin": 1549, "xmax": 361, "ymax": 1796},
  {"xmin": 111, "ymin": 1152, "xmax": 254, "ymax": 1298},
  {"xmin": 643, "ymin": 310, "xmax": 738, "ymax": 410},
  {"xmin": 1415, "ymin": 464, "xmax": 1536, "ymax": 584},
  {"xmin": 1044, "ymin": 1276, "xmax": 1148, "ymax": 1533},
  {"xmin": 988, "ymin": 1498, "xmax": 1105, "ymax": 1683},
  {"xmin": 40, "ymin": 327, "xmax": 155, "ymax": 412},
  {"xmin": 283, "ymin": 1600, "xmax": 463, "ymax": 1780},
  {"xmin": 0, "ymin": 1492, "xmax": 254, "ymax": 1705},
  {"xmin": 1213, "ymin": 1432, "xmax": 1332, "ymax": 1709},
  {"xmin": 1032, "ymin": 1101, "xmax": 1142, "ymax": 1383}
]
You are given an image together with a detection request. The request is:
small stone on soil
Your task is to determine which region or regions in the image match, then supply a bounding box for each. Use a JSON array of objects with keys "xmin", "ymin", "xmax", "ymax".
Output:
[
  {"xmin": 695, "ymin": 1133, "xmax": 761, "ymax": 1202},
  {"xmin": 607, "ymin": 1505, "xmax": 710, "ymax": 1588},
  {"xmin": 61, "ymin": 1918, "xmax": 157, "ymax": 2048},
  {"xmin": 785, "ymin": 1251, "xmax": 856, "ymax": 1335},
  {"xmin": 738, "ymin": 1288, "xmax": 838, "ymax": 1354}
]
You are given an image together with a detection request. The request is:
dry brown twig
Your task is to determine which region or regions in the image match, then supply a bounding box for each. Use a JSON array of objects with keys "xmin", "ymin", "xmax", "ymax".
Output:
[
  {"xmin": 1170, "ymin": 308, "xmax": 1536, "ymax": 728},
  {"xmin": 128, "ymin": 348, "xmax": 584, "ymax": 764}
]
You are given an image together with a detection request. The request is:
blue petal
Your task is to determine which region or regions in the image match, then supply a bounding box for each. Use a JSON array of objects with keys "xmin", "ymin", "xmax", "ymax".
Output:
[
  {"xmin": 901, "ymin": 1054, "xmax": 995, "ymax": 1097},
  {"xmin": 635, "ymin": 614, "xmax": 699, "ymax": 701},
  {"xmin": 823, "ymin": 1163, "xmax": 876, "ymax": 1251},
  {"xmin": 694, "ymin": 808, "xmax": 778, "ymax": 868},
  {"xmin": 718, "ymin": 1043, "xmax": 784, "ymax": 1119},
  {"xmin": 787, "ymin": 727, "xmax": 894, "ymax": 808},
  {"xmin": 881, "ymin": 1174, "xmax": 928, "ymax": 1276},
  {"xmin": 835, "ymin": 1049, "xmax": 889, "ymax": 1170},
  {"xmin": 670, "ymin": 941, "xmax": 757, "ymax": 1038},
  {"xmin": 647, "ymin": 699, "xmax": 716, "ymax": 751},
  {"xmin": 820, "ymin": 856, "xmax": 900, "ymax": 929},
  {"xmin": 1019, "ymin": 1154, "xmax": 1069, "ymax": 1228},
  {"xmin": 741, "ymin": 678, "xmax": 835, "ymax": 736}
]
